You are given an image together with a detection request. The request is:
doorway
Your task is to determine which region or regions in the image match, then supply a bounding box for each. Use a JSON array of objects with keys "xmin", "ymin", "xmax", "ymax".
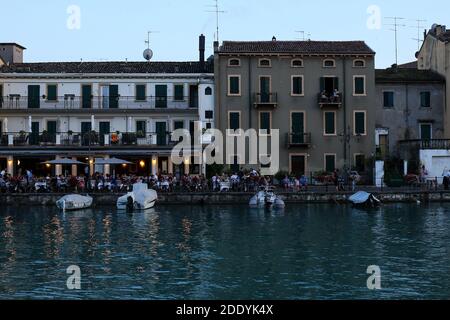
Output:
[{"xmin": 290, "ymin": 155, "xmax": 306, "ymax": 176}]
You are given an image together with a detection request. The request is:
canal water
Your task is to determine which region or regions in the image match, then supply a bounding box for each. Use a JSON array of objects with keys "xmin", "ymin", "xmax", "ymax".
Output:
[{"xmin": 0, "ymin": 204, "xmax": 449, "ymax": 300}]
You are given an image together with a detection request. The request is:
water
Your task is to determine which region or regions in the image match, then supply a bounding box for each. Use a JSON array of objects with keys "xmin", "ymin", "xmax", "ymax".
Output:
[{"xmin": 0, "ymin": 204, "xmax": 450, "ymax": 300}]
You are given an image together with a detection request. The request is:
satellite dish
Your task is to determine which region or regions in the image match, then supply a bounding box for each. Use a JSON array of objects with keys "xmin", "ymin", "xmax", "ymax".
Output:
[{"xmin": 143, "ymin": 49, "xmax": 153, "ymax": 61}]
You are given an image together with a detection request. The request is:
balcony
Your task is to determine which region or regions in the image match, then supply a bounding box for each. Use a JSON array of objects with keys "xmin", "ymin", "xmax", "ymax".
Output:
[
  {"xmin": 0, "ymin": 95, "xmax": 197, "ymax": 111},
  {"xmin": 253, "ymin": 92, "xmax": 278, "ymax": 108},
  {"xmin": 318, "ymin": 92, "xmax": 342, "ymax": 108},
  {"xmin": 0, "ymin": 132, "xmax": 177, "ymax": 148},
  {"xmin": 399, "ymin": 139, "xmax": 450, "ymax": 150},
  {"xmin": 286, "ymin": 133, "xmax": 312, "ymax": 148}
]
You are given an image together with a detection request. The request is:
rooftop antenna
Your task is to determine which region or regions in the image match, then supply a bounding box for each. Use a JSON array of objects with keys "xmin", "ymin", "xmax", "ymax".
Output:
[
  {"xmin": 385, "ymin": 17, "xmax": 406, "ymax": 65},
  {"xmin": 295, "ymin": 31, "xmax": 311, "ymax": 41},
  {"xmin": 206, "ymin": 0, "xmax": 226, "ymax": 42},
  {"xmin": 143, "ymin": 31, "xmax": 159, "ymax": 62},
  {"xmin": 410, "ymin": 19, "xmax": 427, "ymax": 51}
]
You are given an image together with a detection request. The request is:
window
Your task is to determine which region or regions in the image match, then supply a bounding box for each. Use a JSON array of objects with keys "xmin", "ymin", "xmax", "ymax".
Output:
[
  {"xmin": 136, "ymin": 120, "xmax": 146, "ymax": 137},
  {"xmin": 291, "ymin": 59, "xmax": 303, "ymax": 67},
  {"xmin": 205, "ymin": 87, "xmax": 212, "ymax": 95},
  {"xmin": 323, "ymin": 59, "xmax": 335, "ymax": 68},
  {"xmin": 206, "ymin": 122, "xmax": 212, "ymax": 129},
  {"xmin": 420, "ymin": 92, "xmax": 431, "ymax": 108},
  {"xmin": 135, "ymin": 84, "xmax": 146, "ymax": 101},
  {"xmin": 324, "ymin": 154, "xmax": 336, "ymax": 173},
  {"xmin": 228, "ymin": 76, "xmax": 241, "ymax": 95},
  {"xmin": 383, "ymin": 91, "xmax": 394, "ymax": 108},
  {"xmin": 259, "ymin": 58, "xmax": 271, "ymax": 67},
  {"xmin": 205, "ymin": 110, "xmax": 213, "ymax": 119},
  {"xmin": 420, "ymin": 123, "xmax": 432, "ymax": 140},
  {"xmin": 174, "ymin": 120, "xmax": 184, "ymax": 130},
  {"xmin": 228, "ymin": 58, "xmax": 241, "ymax": 67},
  {"xmin": 174, "ymin": 84, "xmax": 184, "ymax": 101},
  {"xmin": 324, "ymin": 111, "xmax": 336, "ymax": 135},
  {"xmin": 259, "ymin": 112, "xmax": 271, "ymax": 135},
  {"xmin": 353, "ymin": 59, "xmax": 365, "ymax": 68},
  {"xmin": 354, "ymin": 154, "xmax": 366, "ymax": 172},
  {"xmin": 354, "ymin": 111, "xmax": 366, "ymax": 135},
  {"xmin": 353, "ymin": 76, "xmax": 366, "ymax": 95},
  {"xmin": 229, "ymin": 112, "xmax": 241, "ymax": 131},
  {"xmin": 291, "ymin": 76, "xmax": 304, "ymax": 96},
  {"xmin": 46, "ymin": 84, "xmax": 57, "ymax": 101}
]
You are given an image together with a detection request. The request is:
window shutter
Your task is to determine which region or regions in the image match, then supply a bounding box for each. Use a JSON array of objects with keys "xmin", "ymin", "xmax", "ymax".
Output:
[
  {"xmin": 320, "ymin": 77, "xmax": 325, "ymax": 92},
  {"xmin": 47, "ymin": 85, "xmax": 57, "ymax": 101},
  {"xmin": 136, "ymin": 85, "xmax": 146, "ymax": 101},
  {"xmin": 229, "ymin": 113, "xmax": 240, "ymax": 130},
  {"xmin": 174, "ymin": 85, "xmax": 184, "ymax": 101},
  {"xmin": 355, "ymin": 112, "xmax": 365, "ymax": 134},
  {"xmin": 325, "ymin": 112, "xmax": 335, "ymax": 134},
  {"xmin": 333, "ymin": 77, "xmax": 339, "ymax": 91}
]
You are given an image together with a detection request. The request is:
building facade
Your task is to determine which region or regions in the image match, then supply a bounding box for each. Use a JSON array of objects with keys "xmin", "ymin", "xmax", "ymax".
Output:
[
  {"xmin": 375, "ymin": 65, "xmax": 445, "ymax": 162},
  {"xmin": 214, "ymin": 39, "xmax": 376, "ymax": 177},
  {"xmin": 0, "ymin": 38, "xmax": 214, "ymax": 177}
]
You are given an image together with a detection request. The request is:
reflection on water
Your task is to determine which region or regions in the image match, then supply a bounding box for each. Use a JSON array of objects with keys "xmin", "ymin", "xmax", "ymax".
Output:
[{"xmin": 0, "ymin": 204, "xmax": 450, "ymax": 299}]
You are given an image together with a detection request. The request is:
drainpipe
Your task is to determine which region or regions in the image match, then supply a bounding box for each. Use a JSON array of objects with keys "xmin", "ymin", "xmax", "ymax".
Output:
[
  {"xmin": 248, "ymin": 56, "xmax": 252, "ymax": 129},
  {"xmin": 343, "ymin": 57, "xmax": 347, "ymax": 170}
]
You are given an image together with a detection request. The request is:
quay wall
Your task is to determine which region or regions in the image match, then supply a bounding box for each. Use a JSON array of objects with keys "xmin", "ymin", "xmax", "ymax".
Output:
[{"xmin": 1, "ymin": 191, "xmax": 450, "ymax": 206}]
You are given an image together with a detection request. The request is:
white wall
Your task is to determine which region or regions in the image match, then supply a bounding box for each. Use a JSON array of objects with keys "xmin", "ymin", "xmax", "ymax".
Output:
[{"xmin": 420, "ymin": 149, "xmax": 450, "ymax": 182}]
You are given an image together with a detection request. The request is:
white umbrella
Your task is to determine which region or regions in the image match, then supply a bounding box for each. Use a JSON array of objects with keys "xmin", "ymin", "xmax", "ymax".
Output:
[
  {"xmin": 95, "ymin": 157, "xmax": 132, "ymax": 165},
  {"xmin": 42, "ymin": 158, "xmax": 87, "ymax": 165}
]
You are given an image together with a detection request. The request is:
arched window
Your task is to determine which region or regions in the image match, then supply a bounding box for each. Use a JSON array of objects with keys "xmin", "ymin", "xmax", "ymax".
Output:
[
  {"xmin": 259, "ymin": 58, "xmax": 272, "ymax": 67},
  {"xmin": 228, "ymin": 58, "xmax": 241, "ymax": 67},
  {"xmin": 291, "ymin": 59, "xmax": 303, "ymax": 67},
  {"xmin": 323, "ymin": 59, "xmax": 336, "ymax": 68},
  {"xmin": 205, "ymin": 87, "xmax": 212, "ymax": 95},
  {"xmin": 353, "ymin": 59, "xmax": 365, "ymax": 68}
]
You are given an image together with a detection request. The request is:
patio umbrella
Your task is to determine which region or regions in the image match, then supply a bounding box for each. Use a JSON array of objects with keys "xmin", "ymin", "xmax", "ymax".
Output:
[
  {"xmin": 95, "ymin": 157, "xmax": 133, "ymax": 177},
  {"xmin": 94, "ymin": 157, "xmax": 132, "ymax": 165},
  {"xmin": 42, "ymin": 158, "xmax": 87, "ymax": 165}
]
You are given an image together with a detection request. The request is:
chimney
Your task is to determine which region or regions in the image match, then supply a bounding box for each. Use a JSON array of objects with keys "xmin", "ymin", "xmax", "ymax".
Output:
[
  {"xmin": 199, "ymin": 34, "xmax": 205, "ymax": 71},
  {"xmin": 0, "ymin": 43, "xmax": 26, "ymax": 64},
  {"xmin": 435, "ymin": 25, "xmax": 447, "ymax": 36},
  {"xmin": 272, "ymin": 36, "xmax": 277, "ymax": 42}
]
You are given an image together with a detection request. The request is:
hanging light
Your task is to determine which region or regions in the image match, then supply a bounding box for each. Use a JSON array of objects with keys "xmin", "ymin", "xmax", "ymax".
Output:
[{"xmin": 139, "ymin": 160, "xmax": 146, "ymax": 168}]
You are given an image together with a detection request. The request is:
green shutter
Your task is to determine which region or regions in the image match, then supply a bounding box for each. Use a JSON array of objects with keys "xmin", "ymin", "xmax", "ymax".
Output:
[
  {"xmin": 136, "ymin": 85, "xmax": 146, "ymax": 101},
  {"xmin": 156, "ymin": 122, "xmax": 167, "ymax": 146},
  {"xmin": 421, "ymin": 124, "xmax": 432, "ymax": 140},
  {"xmin": 384, "ymin": 92, "xmax": 394, "ymax": 108},
  {"xmin": 260, "ymin": 112, "xmax": 270, "ymax": 134},
  {"xmin": 28, "ymin": 85, "xmax": 40, "ymax": 109},
  {"xmin": 155, "ymin": 85, "xmax": 168, "ymax": 108},
  {"xmin": 47, "ymin": 85, "xmax": 57, "ymax": 101},
  {"xmin": 293, "ymin": 77, "xmax": 303, "ymax": 95},
  {"xmin": 421, "ymin": 92, "xmax": 430, "ymax": 108},
  {"xmin": 81, "ymin": 122, "xmax": 92, "ymax": 134},
  {"xmin": 355, "ymin": 77, "xmax": 365, "ymax": 94},
  {"xmin": 291, "ymin": 112, "xmax": 304, "ymax": 144},
  {"xmin": 109, "ymin": 85, "xmax": 119, "ymax": 109},
  {"xmin": 47, "ymin": 121, "xmax": 57, "ymax": 134},
  {"xmin": 82, "ymin": 85, "xmax": 92, "ymax": 109},
  {"xmin": 174, "ymin": 121, "xmax": 184, "ymax": 130},
  {"xmin": 320, "ymin": 77, "xmax": 325, "ymax": 92},
  {"xmin": 325, "ymin": 112, "xmax": 335, "ymax": 135},
  {"xmin": 229, "ymin": 112, "xmax": 240, "ymax": 130},
  {"xmin": 355, "ymin": 112, "xmax": 365, "ymax": 135},
  {"xmin": 174, "ymin": 85, "xmax": 184, "ymax": 101},
  {"xmin": 229, "ymin": 77, "xmax": 240, "ymax": 94},
  {"xmin": 333, "ymin": 77, "xmax": 339, "ymax": 91},
  {"xmin": 325, "ymin": 155, "xmax": 336, "ymax": 173}
]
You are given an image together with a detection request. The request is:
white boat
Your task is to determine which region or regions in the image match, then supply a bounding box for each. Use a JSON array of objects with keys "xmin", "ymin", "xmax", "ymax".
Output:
[
  {"xmin": 249, "ymin": 187, "xmax": 285, "ymax": 208},
  {"xmin": 117, "ymin": 182, "xmax": 158, "ymax": 210},
  {"xmin": 56, "ymin": 194, "xmax": 93, "ymax": 211},
  {"xmin": 349, "ymin": 191, "xmax": 381, "ymax": 207}
]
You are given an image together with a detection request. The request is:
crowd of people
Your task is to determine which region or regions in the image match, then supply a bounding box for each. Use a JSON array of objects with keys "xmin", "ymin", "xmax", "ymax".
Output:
[{"xmin": 0, "ymin": 168, "xmax": 278, "ymax": 194}]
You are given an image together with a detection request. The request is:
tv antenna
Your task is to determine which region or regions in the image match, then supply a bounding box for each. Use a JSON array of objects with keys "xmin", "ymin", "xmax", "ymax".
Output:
[
  {"xmin": 295, "ymin": 31, "xmax": 311, "ymax": 41},
  {"xmin": 206, "ymin": 0, "xmax": 226, "ymax": 42},
  {"xmin": 143, "ymin": 30, "xmax": 159, "ymax": 61},
  {"xmin": 410, "ymin": 19, "xmax": 427, "ymax": 51},
  {"xmin": 385, "ymin": 17, "xmax": 406, "ymax": 65}
]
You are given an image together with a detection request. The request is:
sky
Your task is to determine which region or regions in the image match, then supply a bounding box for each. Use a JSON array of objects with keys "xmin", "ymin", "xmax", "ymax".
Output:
[{"xmin": 0, "ymin": 0, "xmax": 447, "ymax": 68}]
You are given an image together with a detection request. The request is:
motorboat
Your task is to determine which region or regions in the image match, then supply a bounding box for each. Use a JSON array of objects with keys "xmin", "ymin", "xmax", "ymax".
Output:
[
  {"xmin": 56, "ymin": 194, "xmax": 93, "ymax": 211},
  {"xmin": 249, "ymin": 187, "xmax": 285, "ymax": 209},
  {"xmin": 349, "ymin": 191, "xmax": 381, "ymax": 208},
  {"xmin": 117, "ymin": 182, "xmax": 158, "ymax": 211}
]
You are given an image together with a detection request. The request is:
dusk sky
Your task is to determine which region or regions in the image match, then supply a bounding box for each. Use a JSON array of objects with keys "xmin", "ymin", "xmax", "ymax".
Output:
[{"xmin": 0, "ymin": 0, "xmax": 447, "ymax": 68}]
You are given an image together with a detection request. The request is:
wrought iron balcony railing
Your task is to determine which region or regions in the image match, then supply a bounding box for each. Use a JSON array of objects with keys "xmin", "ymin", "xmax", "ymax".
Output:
[{"xmin": 286, "ymin": 132, "xmax": 312, "ymax": 148}]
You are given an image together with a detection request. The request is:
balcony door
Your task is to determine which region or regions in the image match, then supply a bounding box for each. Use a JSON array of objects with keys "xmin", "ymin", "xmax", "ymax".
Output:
[
  {"xmin": 259, "ymin": 76, "xmax": 271, "ymax": 103},
  {"xmin": 28, "ymin": 85, "xmax": 40, "ymax": 109},
  {"xmin": 99, "ymin": 122, "xmax": 110, "ymax": 145},
  {"xmin": 320, "ymin": 77, "xmax": 339, "ymax": 96},
  {"xmin": 189, "ymin": 85, "xmax": 199, "ymax": 108},
  {"xmin": 81, "ymin": 122, "xmax": 92, "ymax": 146},
  {"xmin": 156, "ymin": 122, "xmax": 167, "ymax": 146},
  {"xmin": 47, "ymin": 121, "xmax": 57, "ymax": 144},
  {"xmin": 290, "ymin": 155, "xmax": 306, "ymax": 176},
  {"xmin": 420, "ymin": 123, "xmax": 432, "ymax": 140},
  {"xmin": 30, "ymin": 122, "xmax": 40, "ymax": 146},
  {"xmin": 155, "ymin": 85, "xmax": 167, "ymax": 108},
  {"xmin": 101, "ymin": 85, "xmax": 119, "ymax": 109},
  {"xmin": 82, "ymin": 85, "xmax": 92, "ymax": 109},
  {"xmin": 291, "ymin": 112, "xmax": 305, "ymax": 144}
]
